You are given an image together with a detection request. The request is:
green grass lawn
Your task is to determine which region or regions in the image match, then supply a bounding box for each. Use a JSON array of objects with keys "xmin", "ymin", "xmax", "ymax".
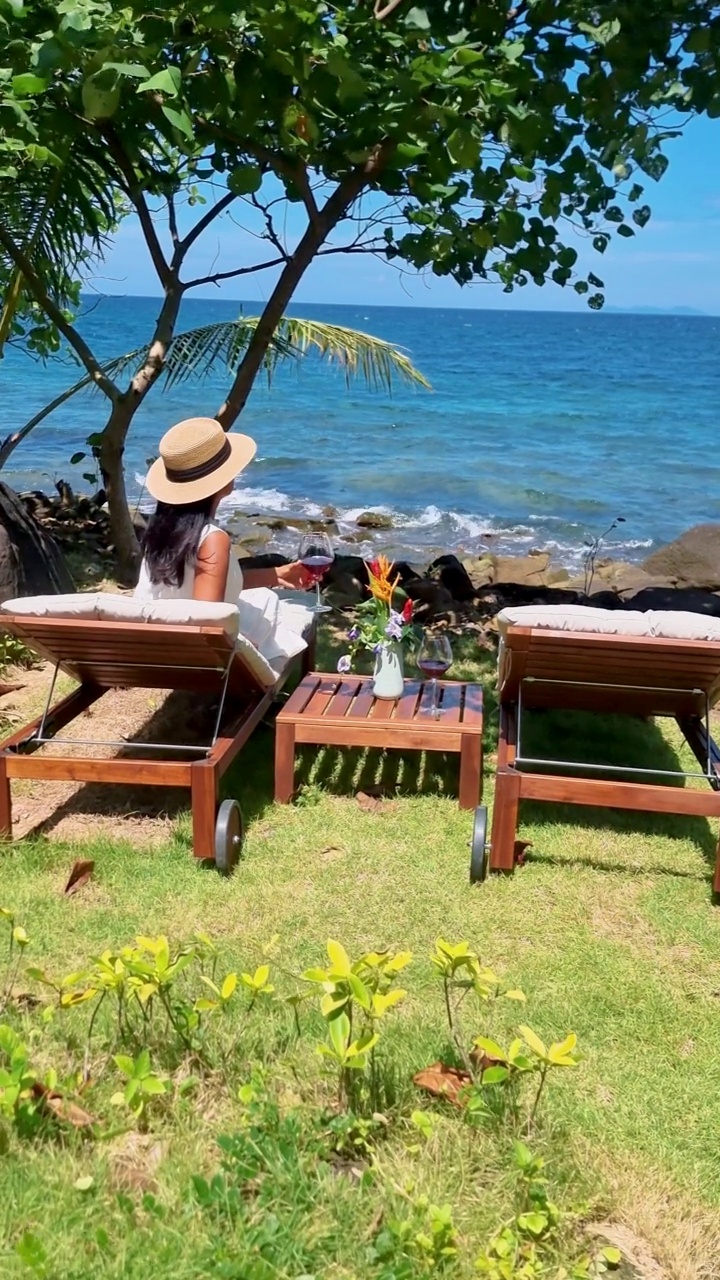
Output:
[{"xmin": 0, "ymin": 629, "xmax": 719, "ymax": 1279}]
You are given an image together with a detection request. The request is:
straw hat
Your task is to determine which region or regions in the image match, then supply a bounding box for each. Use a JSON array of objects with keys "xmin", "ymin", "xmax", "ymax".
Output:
[{"xmin": 145, "ymin": 417, "xmax": 257, "ymax": 504}]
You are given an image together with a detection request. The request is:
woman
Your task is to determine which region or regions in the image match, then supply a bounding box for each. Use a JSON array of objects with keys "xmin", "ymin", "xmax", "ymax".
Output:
[{"xmin": 135, "ymin": 417, "xmax": 314, "ymax": 603}]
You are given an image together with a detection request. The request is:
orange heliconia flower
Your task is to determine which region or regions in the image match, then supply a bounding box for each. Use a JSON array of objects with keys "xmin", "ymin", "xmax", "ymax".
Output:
[{"xmin": 366, "ymin": 553, "xmax": 399, "ymax": 605}]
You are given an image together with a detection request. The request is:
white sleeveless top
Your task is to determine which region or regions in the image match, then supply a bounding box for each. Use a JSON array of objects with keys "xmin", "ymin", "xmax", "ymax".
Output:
[{"xmin": 134, "ymin": 522, "xmax": 244, "ymax": 603}]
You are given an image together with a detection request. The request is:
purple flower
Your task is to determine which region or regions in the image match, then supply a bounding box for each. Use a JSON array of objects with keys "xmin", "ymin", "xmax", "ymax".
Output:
[
  {"xmin": 337, "ymin": 654, "xmax": 352, "ymax": 674},
  {"xmin": 385, "ymin": 610, "xmax": 404, "ymax": 641},
  {"xmin": 348, "ymin": 626, "xmax": 359, "ymax": 642}
]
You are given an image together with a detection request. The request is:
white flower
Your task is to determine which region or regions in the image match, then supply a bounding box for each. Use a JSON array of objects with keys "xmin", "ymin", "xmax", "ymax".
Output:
[{"xmin": 337, "ymin": 655, "xmax": 352, "ymax": 674}]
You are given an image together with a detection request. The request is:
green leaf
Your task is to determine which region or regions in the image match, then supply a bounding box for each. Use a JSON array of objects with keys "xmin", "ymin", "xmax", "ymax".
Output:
[
  {"xmin": 328, "ymin": 1010, "xmax": 351, "ymax": 1060},
  {"xmin": 138, "ymin": 67, "xmax": 182, "ymax": 98},
  {"xmin": 519, "ymin": 1026, "xmax": 547, "ymax": 1059},
  {"xmin": 70, "ymin": 451, "xmax": 86, "ymax": 465},
  {"xmin": 227, "ymin": 163, "xmax": 262, "ymax": 195},
  {"xmin": 113, "ymin": 1054, "xmax": 134, "ymax": 1077},
  {"xmin": 161, "ymin": 105, "xmax": 194, "ymax": 141},
  {"xmin": 221, "ymin": 972, "xmax": 238, "ymax": 1000},
  {"xmin": 447, "ymin": 128, "xmax": 479, "ymax": 170},
  {"xmin": 74, "ymin": 1175, "xmax": 94, "ymax": 1191},
  {"xmin": 601, "ymin": 1246, "xmax": 622, "ymax": 1268},
  {"xmin": 11, "ymin": 74, "xmax": 48, "ymax": 97},
  {"xmin": 327, "ymin": 939, "xmax": 351, "ymax": 978},
  {"xmin": 517, "ymin": 1211, "xmax": 549, "ymax": 1237},
  {"xmin": 141, "ymin": 1076, "xmax": 166, "ymax": 1095},
  {"xmin": 481, "ymin": 1065, "xmax": 509, "ymax": 1084},
  {"xmin": 405, "ymin": 7, "xmax": 430, "ymax": 29}
]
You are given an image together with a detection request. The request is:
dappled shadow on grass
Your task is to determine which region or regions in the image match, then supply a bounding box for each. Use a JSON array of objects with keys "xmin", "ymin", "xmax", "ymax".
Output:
[
  {"xmin": 295, "ymin": 741, "xmax": 465, "ymax": 804},
  {"xmin": 515, "ymin": 707, "xmax": 718, "ymax": 877}
]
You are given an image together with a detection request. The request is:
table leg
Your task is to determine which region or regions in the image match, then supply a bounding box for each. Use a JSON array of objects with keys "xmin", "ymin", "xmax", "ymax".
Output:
[
  {"xmin": 275, "ymin": 720, "xmax": 296, "ymax": 803},
  {"xmin": 459, "ymin": 733, "xmax": 482, "ymax": 809}
]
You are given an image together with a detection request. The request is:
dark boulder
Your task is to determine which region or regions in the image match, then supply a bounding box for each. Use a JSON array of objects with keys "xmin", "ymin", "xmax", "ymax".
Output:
[
  {"xmin": 0, "ymin": 482, "xmax": 75, "ymax": 603},
  {"xmin": 627, "ymin": 586, "xmax": 720, "ymax": 617},
  {"xmin": 429, "ymin": 554, "xmax": 476, "ymax": 601}
]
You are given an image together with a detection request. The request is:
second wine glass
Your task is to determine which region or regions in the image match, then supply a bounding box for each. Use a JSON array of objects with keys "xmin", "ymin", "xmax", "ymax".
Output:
[
  {"xmin": 298, "ymin": 531, "xmax": 334, "ymax": 614},
  {"xmin": 417, "ymin": 631, "xmax": 453, "ymax": 718}
]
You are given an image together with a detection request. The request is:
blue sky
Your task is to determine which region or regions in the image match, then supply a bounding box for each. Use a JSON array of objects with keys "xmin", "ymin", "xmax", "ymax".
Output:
[{"xmin": 92, "ymin": 115, "xmax": 720, "ymax": 313}]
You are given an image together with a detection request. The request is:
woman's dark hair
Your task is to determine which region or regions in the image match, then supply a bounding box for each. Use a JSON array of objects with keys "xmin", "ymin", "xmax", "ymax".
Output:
[{"xmin": 141, "ymin": 495, "xmax": 215, "ymax": 587}]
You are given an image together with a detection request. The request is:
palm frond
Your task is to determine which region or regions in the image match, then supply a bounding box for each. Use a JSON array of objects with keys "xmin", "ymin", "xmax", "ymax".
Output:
[
  {"xmin": 1, "ymin": 315, "xmax": 430, "ymax": 468},
  {"xmin": 58, "ymin": 315, "xmax": 430, "ymax": 396}
]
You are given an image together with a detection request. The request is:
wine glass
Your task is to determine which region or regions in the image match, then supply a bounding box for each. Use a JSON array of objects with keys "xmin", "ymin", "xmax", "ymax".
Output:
[
  {"xmin": 298, "ymin": 531, "xmax": 334, "ymax": 614},
  {"xmin": 417, "ymin": 631, "xmax": 453, "ymax": 719}
]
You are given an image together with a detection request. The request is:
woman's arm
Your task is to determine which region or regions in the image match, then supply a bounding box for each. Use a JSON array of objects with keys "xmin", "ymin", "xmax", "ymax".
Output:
[
  {"xmin": 193, "ymin": 530, "xmax": 231, "ymax": 601},
  {"xmin": 243, "ymin": 561, "xmax": 315, "ymax": 591}
]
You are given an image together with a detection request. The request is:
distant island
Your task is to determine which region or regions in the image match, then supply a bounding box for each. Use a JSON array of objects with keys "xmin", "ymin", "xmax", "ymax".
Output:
[{"xmin": 604, "ymin": 305, "xmax": 708, "ymax": 316}]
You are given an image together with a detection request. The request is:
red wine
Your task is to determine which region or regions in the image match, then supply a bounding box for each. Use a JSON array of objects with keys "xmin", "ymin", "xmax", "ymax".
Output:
[
  {"xmin": 300, "ymin": 555, "xmax": 333, "ymax": 574},
  {"xmin": 419, "ymin": 660, "xmax": 451, "ymax": 677}
]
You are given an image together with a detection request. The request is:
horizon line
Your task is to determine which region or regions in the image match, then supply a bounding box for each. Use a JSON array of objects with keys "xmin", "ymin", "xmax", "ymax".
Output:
[{"xmin": 79, "ymin": 292, "xmax": 717, "ymax": 318}]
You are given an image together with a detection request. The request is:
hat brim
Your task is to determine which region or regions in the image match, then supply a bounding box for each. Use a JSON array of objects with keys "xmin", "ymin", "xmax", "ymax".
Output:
[{"xmin": 145, "ymin": 432, "xmax": 257, "ymax": 505}]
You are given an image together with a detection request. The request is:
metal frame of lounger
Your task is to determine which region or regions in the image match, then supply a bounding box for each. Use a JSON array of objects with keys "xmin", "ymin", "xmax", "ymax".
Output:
[
  {"xmin": 481, "ymin": 626, "xmax": 720, "ymax": 893},
  {"xmin": 0, "ymin": 614, "xmax": 315, "ymax": 873}
]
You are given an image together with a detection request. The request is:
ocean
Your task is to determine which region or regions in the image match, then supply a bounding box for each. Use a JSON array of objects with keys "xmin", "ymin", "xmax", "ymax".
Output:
[{"xmin": 1, "ymin": 296, "xmax": 719, "ymax": 567}]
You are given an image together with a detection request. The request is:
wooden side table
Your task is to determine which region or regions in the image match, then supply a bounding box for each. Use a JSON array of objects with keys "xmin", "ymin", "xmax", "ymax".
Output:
[{"xmin": 274, "ymin": 674, "xmax": 484, "ymax": 808}]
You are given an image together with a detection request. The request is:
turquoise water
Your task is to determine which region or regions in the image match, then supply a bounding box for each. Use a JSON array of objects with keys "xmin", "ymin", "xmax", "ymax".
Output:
[{"xmin": 1, "ymin": 297, "xmax": 719, "ymax": 565}]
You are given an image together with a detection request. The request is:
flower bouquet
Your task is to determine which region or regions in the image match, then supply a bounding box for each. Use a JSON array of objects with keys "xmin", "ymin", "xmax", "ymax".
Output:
[{"xmin": 337, "ymin": 555, "xmax": 417, "ymax": 699}]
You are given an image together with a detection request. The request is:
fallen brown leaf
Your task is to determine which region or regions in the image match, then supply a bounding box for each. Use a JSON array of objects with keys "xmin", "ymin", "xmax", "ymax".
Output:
[
  {"xmin": 356, "ymin": 791, "xmax": 395, "ymax": 814},
  {"xmin": 64, "ymin": 859, "xmax": 95, "ymax": 897},
  {"xmin": 0, "ymin": 682, "xmax": 24, "ymax": 696},
  {"xmin": 31, "ymin": 1083, "xmax": 96, "ymax": 1128},
  {"xmin": 413, "ymin": 1062, "xmax": 472, "ymax": 1109}
]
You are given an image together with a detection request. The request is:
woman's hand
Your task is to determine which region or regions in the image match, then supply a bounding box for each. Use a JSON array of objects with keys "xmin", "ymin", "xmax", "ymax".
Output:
[{"xmin": 275, "ymin": 560, "xmax": 317, "ymax": 590}]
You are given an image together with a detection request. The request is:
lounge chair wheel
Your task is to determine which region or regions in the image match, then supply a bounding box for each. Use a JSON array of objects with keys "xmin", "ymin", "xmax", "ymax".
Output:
[
  {"xmin": 214, "ymin": 799, "xmax": 244, "ymax": 876},
  {"xmin": 470, "ymin": 805, "xmax": 489, "ymax": 884}
]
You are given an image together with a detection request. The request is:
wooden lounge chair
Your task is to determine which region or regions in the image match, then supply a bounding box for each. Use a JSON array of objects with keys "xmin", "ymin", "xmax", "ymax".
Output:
[
  {"xmin": 474, "ymin": 604, "xmax": 720, "ymax": 891},
  {"xmin": 0, "ymin": 592, "xmax": 314, "ymax": 873}
]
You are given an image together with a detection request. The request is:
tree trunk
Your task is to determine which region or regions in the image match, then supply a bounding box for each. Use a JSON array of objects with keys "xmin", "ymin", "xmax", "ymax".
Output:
[
  {"xmin": 98, "ymin": 398, "xmax": 138, "ymax": 586},
  {"xmin": 216, "ymin": 145, "xmax": 393, "ymax": 429}
]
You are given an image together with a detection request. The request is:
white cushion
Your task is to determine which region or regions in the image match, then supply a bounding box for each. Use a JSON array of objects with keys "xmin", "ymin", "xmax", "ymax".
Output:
[
  {"xmin": 497, "ymin": 604, "xmax": 720, "ymax": 643},
  {"xmin": 1, "ymin": 592, "xmax": 102, "ymax": 619},
  {"xmin": 2, "ymin": 592, "xmax": 240, "ymax": 639}
]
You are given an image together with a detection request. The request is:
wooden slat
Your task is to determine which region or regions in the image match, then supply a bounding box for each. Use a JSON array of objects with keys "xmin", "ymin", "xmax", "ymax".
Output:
[
  {"xmin": 293, "ymin": 722, "xmax": 462, "ymax": 751},
  {"xmin": 517, "ymin": 770, "xmax": 720, "ymax": 817},
  {"xmin": 281, "ymin": 674, "xmax": 321, "ymax": 718},
  {"xmin": 325, "ymin": 680, "xmax": 361, "ymax": 719},
  {"xmin": 438, "ymin": 682, "xmax": 462, "ymax": 724},
  {"xmin": 347, "ymin": 683, "xmax": 376, "ymax": 719},
  {"xmin": 461, "ymin": 684, "xmax": 484, "ymax": 727},
  {"xmin": 369, "ymin": 696, "xmax": 396, "ymax": 721},
  {"xmin": 394, "ymin": 681, "xmax": 422, "ymax": 722},
  {"xmin": 303, "ymin": 677, "xmax": 340, "ymax": 718},
  {"xmin": 5, "ymin": 756, "xmax": 192, "ymax": 786}
]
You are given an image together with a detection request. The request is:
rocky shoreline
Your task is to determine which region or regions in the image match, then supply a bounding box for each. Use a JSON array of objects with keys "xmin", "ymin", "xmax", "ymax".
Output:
[{"xmin": 15, "ymin": 483, "xmax": 720, "ymax": 625}]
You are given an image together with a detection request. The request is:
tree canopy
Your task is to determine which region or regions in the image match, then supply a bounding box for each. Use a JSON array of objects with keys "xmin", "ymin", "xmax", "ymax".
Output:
[{"xmin": 0, "ymin": 0, "xmax": 718, "ymax": 572}]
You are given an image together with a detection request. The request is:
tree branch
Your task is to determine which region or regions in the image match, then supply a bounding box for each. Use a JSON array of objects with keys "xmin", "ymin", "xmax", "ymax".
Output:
[
  {"xmin": 183, "ymin": 255, "xmax": 288, "ymax": 290},
  {"xmin": 179, "ymin": 190, "xmax": 237, "ymax": 258},
  {"xmin": 374, "ymin": 0, "xmax": 406, "ymax": 19},
  {"xmin": 100, "ymin": 125, "xmax": 172, "ymax": 288},
  {"xmin": 216, "ymin": 138, "xmax": 395, "ymax": 427},
  {"xmin": 249, "ymin": 193, "xmax": 290, "ymax": 260},
  {"xmin": 0, "ymin": 222, "xmax": 120, "ymax": 400},
  {"xmin": 168, "ymin": 193, "xmax": 180, "ymax": 249}
]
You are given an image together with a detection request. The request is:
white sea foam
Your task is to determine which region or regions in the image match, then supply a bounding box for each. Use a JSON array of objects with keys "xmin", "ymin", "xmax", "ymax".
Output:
[{"xmin": 131, "ymin": 475, "xmax": 653, "ymax": 566}]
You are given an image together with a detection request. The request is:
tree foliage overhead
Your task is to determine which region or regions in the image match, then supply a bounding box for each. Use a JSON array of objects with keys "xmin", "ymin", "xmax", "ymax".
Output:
[
  {"xmin": 2, "ymin": 0, "xmax": 718, "ymax": 305},
  {"xmin": 0, "ymin": 0, "xmax": 718, "ymax": 573}
]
